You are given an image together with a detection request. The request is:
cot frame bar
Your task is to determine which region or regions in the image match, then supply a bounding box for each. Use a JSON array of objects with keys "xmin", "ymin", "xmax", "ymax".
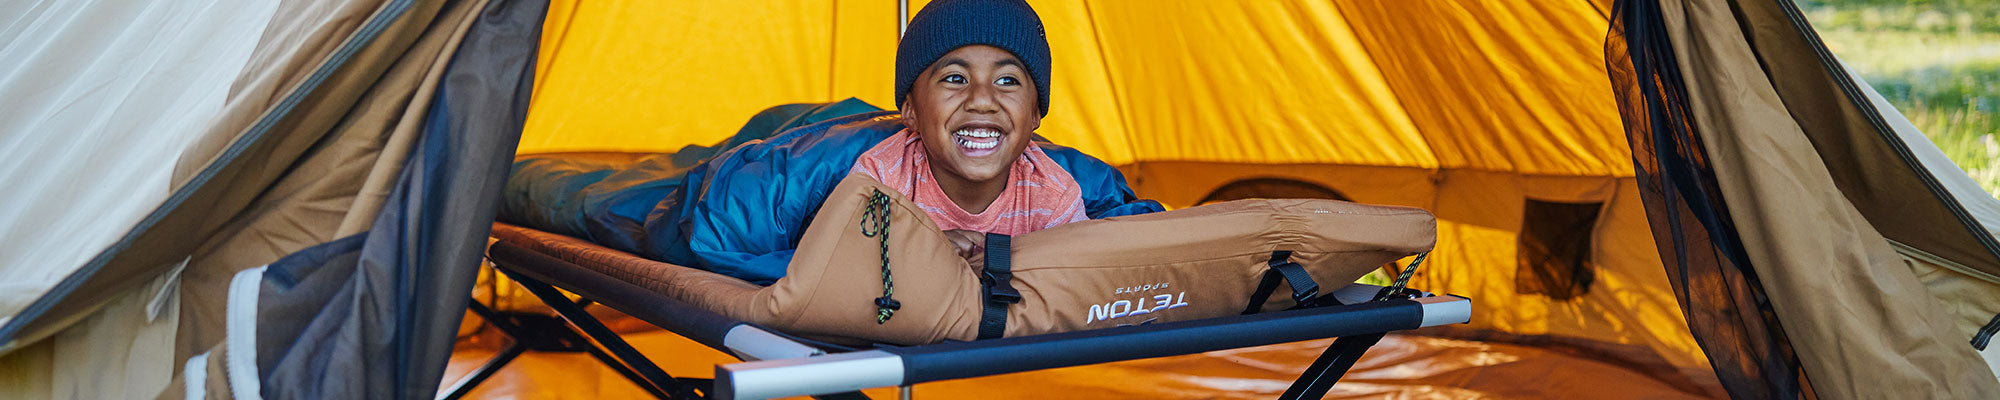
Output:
[{"xmin": 715, "ymin": 292, "xmax": 1472, "ymax": 399}]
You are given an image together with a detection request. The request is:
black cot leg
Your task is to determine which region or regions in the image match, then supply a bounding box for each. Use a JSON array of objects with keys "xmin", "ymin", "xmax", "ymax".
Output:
[
  {"xmin": 1279, "ymin": 333, "xmax": 1387, "ymax": 400},
  {"xmin": 456, "ymin": 296, "xmax": 673, "ymax": 398},
  {"xmin": 581, "ymin": 343, "xmax": 676, "ymax": 399},
  {"xmin": 438, "ymin": 297, "xmax": 533, "ymax": 400},
  {"xmin": 499, "ymin": 268, "xmax": 702, "ymax": 399},
  {"xmin": 437, "ymin": 342, "xmax": 526, "ymax": 400}
]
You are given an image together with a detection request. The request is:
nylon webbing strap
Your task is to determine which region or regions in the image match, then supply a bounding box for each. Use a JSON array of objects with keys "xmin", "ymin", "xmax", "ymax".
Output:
[
  {"xmin": 1241, "ymin": 251, "xmax": 1320, "ymax": 314},
  {"xmin": 1274, "ymin": 258, "xmax": 1319, "ymax": 304},
  {"xmin": 978, "ymin": 233, "xmax": 1019, "ymax": 340},
  {"xmin": 1974, "ymin": 312, "xmax": 2000, "ymax": 351},
  {"xmin": 1243, "ymin": 271, "xmax": 1282, "ymax": 315}
]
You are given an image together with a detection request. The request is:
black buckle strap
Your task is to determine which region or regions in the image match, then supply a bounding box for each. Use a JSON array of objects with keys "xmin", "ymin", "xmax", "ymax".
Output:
[
  {"xmin": 1242, "ymin": 251, "xmax": 1322, "ymax": 315},
  {"xmin": 1274, "ymin": 259, "xmax": 1320, "ymax": 305},
  {"xmin": 978, "ymin": 233, "xmax": 1019, "ymax": 339}
]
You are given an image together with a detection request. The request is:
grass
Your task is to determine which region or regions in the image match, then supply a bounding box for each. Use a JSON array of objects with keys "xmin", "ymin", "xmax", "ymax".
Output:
[{"xmin": 1800, "ymin": 0, "xmax": 2000, "ymax": 198}]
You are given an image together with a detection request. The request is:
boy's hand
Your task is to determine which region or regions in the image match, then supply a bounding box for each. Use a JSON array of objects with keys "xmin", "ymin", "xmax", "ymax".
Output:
[{"xmin": 943, "ymin": 230, "xmax": 986, "ymax": 271}]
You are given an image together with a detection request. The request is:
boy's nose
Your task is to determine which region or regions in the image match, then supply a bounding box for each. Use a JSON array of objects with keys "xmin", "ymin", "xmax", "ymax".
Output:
[{"xmin": 964, "ymin": 84, "xmax": 1000, "ymax": 114}]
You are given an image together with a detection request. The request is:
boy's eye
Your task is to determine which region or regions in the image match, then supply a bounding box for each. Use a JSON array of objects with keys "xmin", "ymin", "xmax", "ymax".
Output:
[
  {"xmin": 996, "ymin": 76, "xmax": 1019, "ymax": 86},
  {"xmin": 943, "ymin": 74, "xmax": 967, "ymax": 84}
]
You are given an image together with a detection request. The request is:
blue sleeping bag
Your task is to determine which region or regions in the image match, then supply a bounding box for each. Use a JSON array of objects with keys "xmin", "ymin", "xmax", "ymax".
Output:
[{"xmin": 500, "ymin": 99, "xmax": 1163, "ymax": 284}]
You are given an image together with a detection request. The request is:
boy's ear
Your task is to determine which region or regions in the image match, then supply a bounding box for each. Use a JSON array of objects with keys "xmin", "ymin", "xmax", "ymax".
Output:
[{"xmin": 900, "ymin": 99, "xmax": 917, "ymax": 127}]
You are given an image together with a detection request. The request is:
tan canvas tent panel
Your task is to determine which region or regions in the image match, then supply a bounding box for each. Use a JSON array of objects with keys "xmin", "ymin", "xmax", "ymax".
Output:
[
  {"xmin": 0, "ymin": 0, "xmax": 452, "ymax": 355},
  {"xmin": 1614, "ymin": 0, "xmax": 1999, "ymax": 396},
  {"xmin": 1647, "ymin": 0, "xmax": 1986, "ymax": 393},
  {"xmin": 1854, "ymin": 65, "xmax": 2000, "ymax": 379},
  {"xmin": 0, "ymin": 1, "xmax": 281, "ymax": 398},
  {"xmin": 0, "ymin": 0, "xmax": 279, "ymax": 327},
  {"xmin": 1, "ymin": 0, "xmax": 500, "ymax": 398},
  {"xmin": 0, "ymin": 0, "xmax": 435, "ymax": 349}
]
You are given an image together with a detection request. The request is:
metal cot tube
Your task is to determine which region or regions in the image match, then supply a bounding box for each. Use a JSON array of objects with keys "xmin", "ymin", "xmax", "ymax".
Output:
[{"xmin": 719, "ymin": 295, "xmax": 1471, "ymax": 399}]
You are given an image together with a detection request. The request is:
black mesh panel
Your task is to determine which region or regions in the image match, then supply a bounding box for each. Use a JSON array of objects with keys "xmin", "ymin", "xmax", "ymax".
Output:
[{"xmin": 1605, "ymin": 0, "xmax": 1807, "ymax": 398}]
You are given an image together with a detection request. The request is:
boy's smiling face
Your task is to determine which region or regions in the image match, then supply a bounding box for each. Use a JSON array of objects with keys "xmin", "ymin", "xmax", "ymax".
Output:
[{"xmin": 903, "ymin": 45, "xmax": 1041, "ymax": 192}]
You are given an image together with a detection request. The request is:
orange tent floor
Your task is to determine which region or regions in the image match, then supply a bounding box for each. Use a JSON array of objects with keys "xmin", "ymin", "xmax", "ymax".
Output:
[{"xmin": 441, "ymin": 314, "xmax": 1712, "ymax": 399}]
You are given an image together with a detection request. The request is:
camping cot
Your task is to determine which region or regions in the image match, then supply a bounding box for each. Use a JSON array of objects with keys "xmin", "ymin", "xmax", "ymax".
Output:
[
  {"xmin": 448, "ymin": 218, "xmax": 1469, "ymax": 399},
  {"xmin": 2, "ymin": 0, "xmax": 1998, "ymax": 399},
  {"xmin": 447, "ymin": 134, "xmax": 1473, "ymax": 398}
]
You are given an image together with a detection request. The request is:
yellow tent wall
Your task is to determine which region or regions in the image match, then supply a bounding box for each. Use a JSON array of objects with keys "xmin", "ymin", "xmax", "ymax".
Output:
[{"xmin": 517, "ymin": 0, "xmax": 1716, "ymax": 392}]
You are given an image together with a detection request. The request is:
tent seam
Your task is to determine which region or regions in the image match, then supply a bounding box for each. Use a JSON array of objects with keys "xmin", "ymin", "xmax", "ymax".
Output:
[
  {"xmin": 1890, "ymin": 240, "xmax": 2000, "ymax": 285},
  {"xmin": 528, "ymin": 0, "xmax": 582, "ymax": 102},
  {"xmin": 1323, "ymin": 2, "xmax": 1444, "ymax": 177},
  {"xmin": 827, "ymin": 0, "xmax": 840, "ymax": 101}
]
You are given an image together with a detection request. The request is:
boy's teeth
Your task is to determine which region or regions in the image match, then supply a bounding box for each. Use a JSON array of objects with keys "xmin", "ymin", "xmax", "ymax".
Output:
[
  {"xmin": 952, "ymin": 128, "xmax": 1001, "ymax": 151},
  {"xmin": 954, "ymin": 128, "xmax": 1000, "ymax": 138},
  {"xmin": 955, "ymin": 136, "xmax": 998, "ymax": 149}
]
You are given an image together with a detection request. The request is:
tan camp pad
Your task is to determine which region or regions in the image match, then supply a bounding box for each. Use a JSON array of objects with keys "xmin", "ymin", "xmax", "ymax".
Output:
[{"xmin": 489, "ymin": 174, "xmax": 1436, "ymax": 345}]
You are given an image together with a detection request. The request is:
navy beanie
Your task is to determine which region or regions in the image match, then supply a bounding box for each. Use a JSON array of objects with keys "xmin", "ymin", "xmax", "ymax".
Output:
[{"xmin": 895, "ymin": 0, "xmax": 1051, "ymax": 116}]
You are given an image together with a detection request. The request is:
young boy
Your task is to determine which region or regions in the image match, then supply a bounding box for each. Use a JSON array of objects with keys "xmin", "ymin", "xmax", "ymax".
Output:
[
  {"xmin": 850, "ymin": 0, "xmax": 1082, "ymax": 264},
  {"xmin": 508, "ymin": 0, "xmax": 1157, "ymax": 284}
]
